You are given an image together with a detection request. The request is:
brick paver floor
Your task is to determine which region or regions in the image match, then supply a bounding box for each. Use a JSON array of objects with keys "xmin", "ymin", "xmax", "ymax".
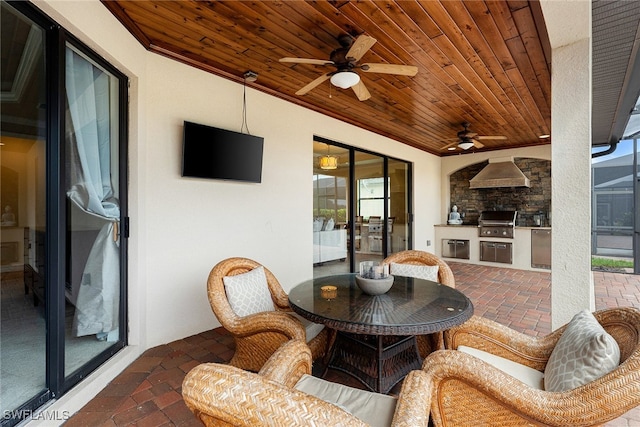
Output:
[{"xmin": 64, "ymin": 262, "xmax": 640, "ymax": 426}]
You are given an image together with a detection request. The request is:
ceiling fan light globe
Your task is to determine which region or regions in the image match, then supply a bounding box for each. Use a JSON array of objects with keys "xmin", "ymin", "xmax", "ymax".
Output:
[
  {"xmin": 330, "ymin": 71, "xmax": 360, "ymax": 89},
  {"xmin": 458, "ymin": 141, "xmax": 475, "ymax": 150}
]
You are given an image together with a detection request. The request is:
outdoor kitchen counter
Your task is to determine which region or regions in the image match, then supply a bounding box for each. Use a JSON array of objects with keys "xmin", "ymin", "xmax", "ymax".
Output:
[
  {"xmin": 434, "ymin": 225, "xmax": 551, "ymax": 271},
  {"xmin": 435, "ymin": 224, "xmax": 551, "ymax": 229}
]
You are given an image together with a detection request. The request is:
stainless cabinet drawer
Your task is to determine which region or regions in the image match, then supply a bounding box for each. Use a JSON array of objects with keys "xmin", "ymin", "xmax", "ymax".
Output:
[
  {"xmin": 480, "ymin": 241, "xmax": 512, "ymax": 264},
  {"xmin": 442, "ymin": 239, "xmax": 470, "ymax": 259}
]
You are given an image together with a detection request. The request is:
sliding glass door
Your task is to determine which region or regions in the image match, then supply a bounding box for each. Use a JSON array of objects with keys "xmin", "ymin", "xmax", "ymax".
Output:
[
  {"xmin": 388, "ymin": 159, "xmax": 410, "ymax": 254},
  {"xmin": 312, "ymin": 138, "xmax": 411, "ymax": 277},
  {"xmin": 1, "ymin": 3, "xmax": 47, "ymax": 415},
  {"xmin": 313, "ymin": 143, "xmax": 350, "ymax": 275},
  {"xmin": 1, "ymin": 2, "xmax": 128, "ymax": 425},
  {"xmin": 64, "ymin": 43, "xmax": 125, "ymax": 378},
  {"xmin": 354, "ymin": 151, "xmax": 385, "ymax": 263}
]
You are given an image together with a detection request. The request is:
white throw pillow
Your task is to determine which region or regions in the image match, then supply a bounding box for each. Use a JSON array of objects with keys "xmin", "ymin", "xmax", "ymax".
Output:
[
  {"xmin": 544, "ymin": 309, "xmax": 620, "ymax": 392},
  {"xmin": 390, "ymin": 262, "xmax": 439, "ymax": 281},
  {"xmin": 223, "ymin": 266, "xmax": 275, "ymax": 317},
  {"xmin": 324, "ymin": 218, "xmax": 335, "ymax": 231}
]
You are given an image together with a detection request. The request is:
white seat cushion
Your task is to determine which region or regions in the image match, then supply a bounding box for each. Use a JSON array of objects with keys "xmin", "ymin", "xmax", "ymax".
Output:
[
  {"xmin": 544, "ymin": 309, "xmax": 620, "ymax": 392},
  {"xmin": 458, "ymin": 345, "xmax": 545, "ymax": 390},
  {"xmin": 390, "ymin": 262, "xmax": 439, "ymax": 281},
  {"xmin": 294, "ymin": 374, "xmax": 397, "ymax": 427},
  {"xmin": 223, "ymin": 266, "xmax": 275, "ymax": 317},
  {"xmin": 290, "ymin": 312, "xmax": 324, "ymax": 342}
]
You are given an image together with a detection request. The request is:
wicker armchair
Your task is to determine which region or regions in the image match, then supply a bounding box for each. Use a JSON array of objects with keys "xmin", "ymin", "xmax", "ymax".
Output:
[
  {"xmin": 382, "ymin": 250, "xmax": 455, "ymax": 356},
  {"xmin": 207, "ymin": 257, "xmax": 328, "ymax": 372},
  {"xmin": 422, "ymin": 307, "xmax": 640, "ymax": 426},
  {"xmin": 382, "ymin": 250, "xmax": 455, "ymax": 288},
  {"xmin": 183, "ymin": 340, "xmax": 433, "ymax": 427}
]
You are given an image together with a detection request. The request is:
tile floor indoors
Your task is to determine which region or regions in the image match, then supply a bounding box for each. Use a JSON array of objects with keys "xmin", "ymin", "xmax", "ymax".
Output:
[{"xmin": 63, "ymin": 262, "xmax": 640, "ymax": 427}]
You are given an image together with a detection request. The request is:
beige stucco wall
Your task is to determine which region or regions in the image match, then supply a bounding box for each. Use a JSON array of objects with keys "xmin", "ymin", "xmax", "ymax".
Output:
[{"xmin": 142, "ymin": 53, "xmax": 440, "ymax": 346}]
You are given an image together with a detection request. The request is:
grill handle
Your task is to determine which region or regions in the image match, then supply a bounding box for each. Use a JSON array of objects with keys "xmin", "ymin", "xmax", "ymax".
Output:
[{"xmin": 479, "ymin": 221, "xmax": 515, "ymax": 226}]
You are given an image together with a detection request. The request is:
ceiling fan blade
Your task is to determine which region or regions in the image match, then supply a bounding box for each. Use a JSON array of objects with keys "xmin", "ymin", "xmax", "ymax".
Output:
[
  {"xmin": 361, "ymin": 63, "xmax": 418, "ymax": 76},
  {"xmin": 442, "ymin": 141, "xmax": 460, "ymax": 150},
  {"xmin": 296, "ymin": 73, "xmax": 331, "ymax": 95},
  {"xmin": 442, "ymin": 139, "xmax": 483, "ymax": 150},
  {"xmin": 346, "ymin": 35, "xmax": 377, "ymax": 61},
  {"xmin": 476, "ymin": 135, "xmax": 507, "ymax": 140},
  {"xmin": 352, "ymin": 80, "xmax": 371, "ymax": 101},
  {"xmin": 280, "ymin": 57, "xmax": 334, "ymax": 66}
]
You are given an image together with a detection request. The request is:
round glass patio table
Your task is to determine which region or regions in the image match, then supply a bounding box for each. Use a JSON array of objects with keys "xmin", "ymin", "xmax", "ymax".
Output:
[{"xmin": 288, "ymin": 273, "xmax": 473, "ymax": 393}]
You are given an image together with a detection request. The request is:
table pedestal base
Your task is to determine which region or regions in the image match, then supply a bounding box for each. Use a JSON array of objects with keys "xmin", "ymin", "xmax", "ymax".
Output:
[{"xmin": 325, "ymin": 332, "xmax": 422, "ymax": 394}]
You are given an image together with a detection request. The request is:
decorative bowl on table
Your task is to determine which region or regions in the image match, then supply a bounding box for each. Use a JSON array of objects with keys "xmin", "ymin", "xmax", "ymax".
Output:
[
  {"xmin": 355, "ymin": 274, "xmax": 395, "ymax": 296},
  {"xmin": 356, "ymin": 261, "xmax": 394, "ymax": 295}
]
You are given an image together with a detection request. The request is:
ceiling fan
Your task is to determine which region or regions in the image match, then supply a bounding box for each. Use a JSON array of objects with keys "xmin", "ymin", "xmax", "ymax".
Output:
[
  {"xmin": 279, "ymin": 34, "xmax": 418, "ymax": 101},
  {"xmin": 442, "ymin": 122, "xmax": 507, "ymax": 151}
]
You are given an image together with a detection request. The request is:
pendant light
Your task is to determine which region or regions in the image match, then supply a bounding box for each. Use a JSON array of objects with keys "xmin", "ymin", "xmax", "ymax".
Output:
[{"xmin": 319, "ymin": 144, "xmax": 338, "ymax": 170}]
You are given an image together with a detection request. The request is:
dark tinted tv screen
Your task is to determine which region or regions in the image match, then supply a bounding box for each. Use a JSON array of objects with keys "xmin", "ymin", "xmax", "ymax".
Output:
[{"xmin": 182, "ymin": 121, "xmax": 264, "ymax": 183}]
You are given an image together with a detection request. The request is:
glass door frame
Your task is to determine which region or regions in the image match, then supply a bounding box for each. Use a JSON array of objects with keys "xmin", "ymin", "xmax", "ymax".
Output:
[
  {"xmin": 2, "ymin": 2, "xmax": 128, "ymax": 424},
  {"xmin": 314, "ymin": 136, "xmax": 412, "ymax": 273},
  {"xmin": 58, "ymin": 30, "xmax": 129, "ymax": 394}
]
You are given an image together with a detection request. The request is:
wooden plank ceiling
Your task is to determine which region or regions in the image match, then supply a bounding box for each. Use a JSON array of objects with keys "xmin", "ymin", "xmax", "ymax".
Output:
[{"xmin": 102, "ymin": 0, "xmax": 551, "ymax": 156}]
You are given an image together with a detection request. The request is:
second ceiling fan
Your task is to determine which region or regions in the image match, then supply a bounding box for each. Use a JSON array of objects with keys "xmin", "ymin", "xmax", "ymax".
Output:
[
  {"xmin": 442, "ymin": 122, "xmax": 507, "ymax": 151},
  {"xmin": 280, "ymin": 34, "xmax": 418, "ymax": 101}
]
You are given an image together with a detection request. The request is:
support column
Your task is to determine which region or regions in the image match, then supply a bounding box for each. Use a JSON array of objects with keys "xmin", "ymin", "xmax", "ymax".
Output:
[{"xmin": 540, "ymin": 1, "xmax": 594, "ymax": 329}]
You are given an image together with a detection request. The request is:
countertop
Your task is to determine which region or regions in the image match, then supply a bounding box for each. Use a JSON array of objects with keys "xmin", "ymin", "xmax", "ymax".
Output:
[{"xmin": 435, "ymin": 224, "xmax": 551, "ymax": 230}]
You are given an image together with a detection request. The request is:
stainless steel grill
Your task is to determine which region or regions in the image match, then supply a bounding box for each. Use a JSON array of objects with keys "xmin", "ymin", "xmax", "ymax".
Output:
[{"xmin": 478, "ymin": 211, "xmax": 517, "ymax": 238}]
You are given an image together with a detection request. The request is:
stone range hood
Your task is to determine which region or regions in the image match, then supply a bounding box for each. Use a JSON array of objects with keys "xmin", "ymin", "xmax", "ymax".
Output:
[{"xmin": 469, "ymin": 156, "xmax": 531, "ymax": 189}]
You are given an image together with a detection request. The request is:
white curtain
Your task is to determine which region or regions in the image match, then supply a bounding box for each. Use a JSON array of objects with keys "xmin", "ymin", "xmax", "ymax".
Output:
[{"xmin": 65, "ymin": 47, "xmax": 120, "ymax": 338}]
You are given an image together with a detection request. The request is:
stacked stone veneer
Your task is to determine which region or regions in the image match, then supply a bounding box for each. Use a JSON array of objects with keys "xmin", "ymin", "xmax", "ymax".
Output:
[{"xmin": 449, "ymin": 158, "xmax": 551, "ymax": 227}]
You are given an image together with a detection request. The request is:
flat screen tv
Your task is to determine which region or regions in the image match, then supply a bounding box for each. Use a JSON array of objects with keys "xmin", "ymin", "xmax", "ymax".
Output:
[{"xmin": 182, "ymin": 121, "xmax": 264, "ymax": 183}]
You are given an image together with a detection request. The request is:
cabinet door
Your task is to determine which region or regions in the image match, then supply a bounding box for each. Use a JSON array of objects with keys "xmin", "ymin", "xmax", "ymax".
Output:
[
  {"xmin": 442, "ymin": 240, "xmax": 456, "ymax": 258},
  {"xmin": 531, "ymin": 230, "xmax": 551, "ymax": 268},
  {"xmin": 479, "ymin": 241, "xmax": 493, "ymax": 262},
  {"xmin": 454, "ymin": 240, "xmax": 470, "ymax": 259},
  {"xmin": 494, "ymin": 243, "xmax": 512, "ymax": 264}
]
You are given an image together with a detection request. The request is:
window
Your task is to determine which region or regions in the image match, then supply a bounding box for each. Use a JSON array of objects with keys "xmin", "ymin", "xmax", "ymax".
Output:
[{"xmin": 358, "ymin": 177, "xmax": 386, "ymax": 219}]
